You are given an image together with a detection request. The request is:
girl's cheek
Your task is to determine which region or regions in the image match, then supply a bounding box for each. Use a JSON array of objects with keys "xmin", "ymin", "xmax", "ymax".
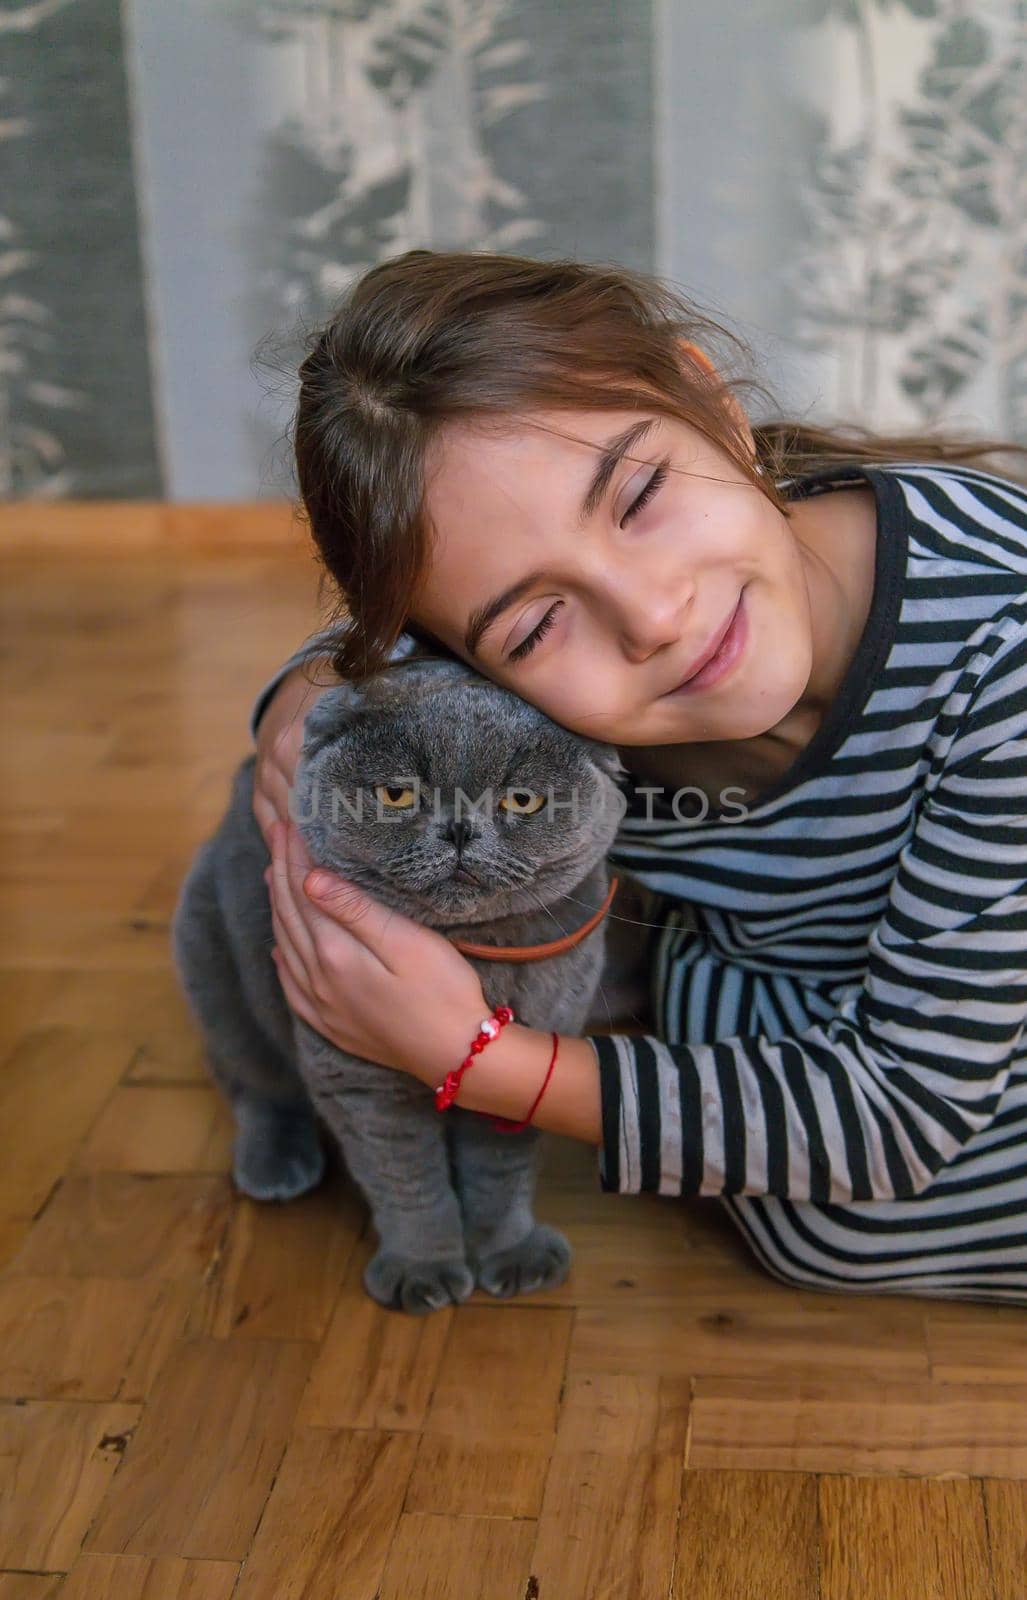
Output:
[{"xmin": 547, "ymin": 676, "xmax": 626, "ymax": 743}]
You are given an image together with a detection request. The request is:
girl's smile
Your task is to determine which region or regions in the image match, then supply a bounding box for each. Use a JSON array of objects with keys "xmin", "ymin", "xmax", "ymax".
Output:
[{"xmin": 659, "ymin": 587, "xmax": 748, "ymax": 696}]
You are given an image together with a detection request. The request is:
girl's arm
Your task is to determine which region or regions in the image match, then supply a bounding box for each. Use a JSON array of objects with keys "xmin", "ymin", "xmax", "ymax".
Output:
[
  {"xmin": 249, "ymin": 627, "xmax": 345, "ymax": 744},
  {"xmin": 267, "ymin": 623, "xmax": 1027, "ymax": 1206},
  {"xmin": 419, "ymin": 1022, "xmax": 605, "ymax": 1147},
  {"xmin": 264, "ymin": 815, "xmax": 604, "ymax": 1142},
  {"xmin": 252, "ymin": 653, "xmax": 340, "ymax": 850}
]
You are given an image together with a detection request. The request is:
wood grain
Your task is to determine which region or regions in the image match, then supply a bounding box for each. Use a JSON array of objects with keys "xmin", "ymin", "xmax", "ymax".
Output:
[
  {"xmin": 925, "ymin": 1301, "xmax": 1027, "ymax": 1385},
  {"xmin": 72, "ymin": 1086, "xmax": 234, "ymax": 1174},
  {"xmin": 234, "ymin": 1428, "xmax": 418, "ymax": 1600},
  {"xmin": 981, "ymin": 1478, "xmax": 1027, "ymax": 1600},
  {"xmin": 5, "ymin": 1175, "xmax": 231, "ymax": 1281},
  {"xmin": 569, "ymin": 1285, "xmax": 930, "ymax": 1384},
  {"xmin": 673, "ymin": 1470, "xmax": 820, "ymax": 1599},
  {"xmin": 0, "ymin": 1400, "xmax": 139, "ymax": 1569},
  {"xmin": 529, "ymin": 1373, "xmax": 690, "ymax": 1599},
  {"xmin": 0, "ymin": 1027, "xmax": 134, "ymax": 1216},
  {"xmin": 690, "ymin": 1376, "xmax": 1027, "ymax": 1477},
  {"xmin": 818, "ymin": 1476, "xmax": 992, "ymax": 1600},
  {"xmin": 86, "ymin": 1338, "xmax": 313, "ymax": 1560},
  {"xmin": 0, "ymin": 1578, "xmax": 63, "ymax": 1600},
  {"xmin": 404, "ymin": 1305, "xmax": 572, "ymax": 1517},
  {"xmin": 57, "ymin": 1555, "xmax": 239, "ymax": 1600},
  {"xmin": 192, "ymin": 1172, "xmax": 363, "ymax": 1343},
  {"xmin": 0, "ymin": 1276, "xmax": 168, "ymax": 1400},
  {"xmin": 379, "ymin": 1514, "xmax": 537, "ymax": 1600},
  {"xmin": 297, "ymin": 1233, "xmax": 454, "ymax": 1431}
]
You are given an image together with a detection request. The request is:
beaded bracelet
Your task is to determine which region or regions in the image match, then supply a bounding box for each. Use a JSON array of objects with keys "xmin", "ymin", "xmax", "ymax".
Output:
[
  {"xmin": 434, "ymin": 1004, "xmax": 514, "ymax": 1112},
  {"xmin": 434, "ymin": 1006, "xmax": 561, "ymax": 1134}
]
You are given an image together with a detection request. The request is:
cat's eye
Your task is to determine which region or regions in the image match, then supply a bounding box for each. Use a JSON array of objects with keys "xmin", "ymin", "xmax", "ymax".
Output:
[
  {"xmin": 498, "ymin": 789, "xmax": 546, "ymax": 816},
  {"xmin": 375, "ymin": 784, "xmax": 417, "ymax": 810}
]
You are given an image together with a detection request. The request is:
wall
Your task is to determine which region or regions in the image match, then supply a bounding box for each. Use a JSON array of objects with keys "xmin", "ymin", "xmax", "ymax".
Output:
[{"xmin": 2, "ymin": 0, "xmax": 1024, "ymax": 499}]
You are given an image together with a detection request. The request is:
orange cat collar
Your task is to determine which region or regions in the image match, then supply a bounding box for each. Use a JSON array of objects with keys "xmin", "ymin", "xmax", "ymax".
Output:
[{"xmin": 447, "ymin": 875, "xmax": 619, "ymax": 963}]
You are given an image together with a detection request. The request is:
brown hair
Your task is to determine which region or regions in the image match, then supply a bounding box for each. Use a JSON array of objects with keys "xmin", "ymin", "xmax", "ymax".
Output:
[{"xmin": 293, "ymin": 249, "xmax": 1026, "ymax": 682}]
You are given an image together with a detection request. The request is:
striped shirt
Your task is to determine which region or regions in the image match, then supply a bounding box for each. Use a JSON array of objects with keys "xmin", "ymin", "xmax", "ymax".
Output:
[
  {"xmin": 593, "ymin": 461, "xmax": 1027, "ymax": 1302},
  {"xmin": 251, "ymin": 460, "xmax": 1027, "ymax": 1303}
]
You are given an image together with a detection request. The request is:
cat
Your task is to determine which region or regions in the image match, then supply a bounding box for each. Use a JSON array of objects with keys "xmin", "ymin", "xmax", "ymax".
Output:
[{"xmin": 171, "ymin": 653, "xmax": 628, "ymax": 1314}]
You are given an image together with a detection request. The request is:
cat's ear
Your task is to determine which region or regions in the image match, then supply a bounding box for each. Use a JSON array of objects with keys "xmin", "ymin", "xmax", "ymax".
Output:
[
  {"xmin": 300, "ymin": 683, "xmax": 368, "ymax": 760},
  {"xmin": 584, "ymin": 741, "xmax": 629, "ymax": 784}
]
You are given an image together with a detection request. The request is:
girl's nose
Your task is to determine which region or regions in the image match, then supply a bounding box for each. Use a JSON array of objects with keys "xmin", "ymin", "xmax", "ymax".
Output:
[{"xmin": 617, "ymin": 581, "xmax": 694, "ymax": 663}]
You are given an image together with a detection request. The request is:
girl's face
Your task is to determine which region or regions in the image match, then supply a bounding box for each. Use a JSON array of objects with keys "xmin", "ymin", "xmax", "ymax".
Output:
[{"xmin": 412, "ymin": 405, "xmax": 813, "ymax": 748}]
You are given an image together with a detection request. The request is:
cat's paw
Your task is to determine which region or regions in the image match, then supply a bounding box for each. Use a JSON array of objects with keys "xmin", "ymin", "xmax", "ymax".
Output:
[
  {"xmin": 232, "ymin": 1101, "xmax": 325, "ymax": 1202},
  {"xmin": 472, "ymin": 1223, "xmax": 572, "ymax": 1299},
  {"xmin": 364, "ymin": 1250, "xmax": 475, "ymax": 1315}
]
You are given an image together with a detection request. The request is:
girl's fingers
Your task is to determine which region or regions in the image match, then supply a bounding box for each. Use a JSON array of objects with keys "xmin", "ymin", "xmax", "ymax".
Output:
[
  {"xmin": 252, "ymin": 790, "xmax": 279, "ymax": 855},
  {"xmin": 268, "ymin": 820, "xmax": 319, "ymax": 974},
  {"xmin": 302, "ymin": 865, "xmax": 429, "ymax": 976},
  {"xmin": 280, "ymin": 819, "xmax": 320, "ymax": 918},
  {"xmin": 271, "ymin": 946, "xmax": 323, "ymax": 1033},
  {"xmin": 268, "ymin": 881, "xmax": 312, "ymax": 997}
]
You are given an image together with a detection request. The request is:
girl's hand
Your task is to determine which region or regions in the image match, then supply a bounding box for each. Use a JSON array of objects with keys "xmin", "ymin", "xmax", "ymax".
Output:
[
  {"xmin": 252, "ymin": 661, "xmax": 337, "ymax": 852},
  {"xmin": 265, "ymin": 818, "xmax": 489, "ymax": 1086}
]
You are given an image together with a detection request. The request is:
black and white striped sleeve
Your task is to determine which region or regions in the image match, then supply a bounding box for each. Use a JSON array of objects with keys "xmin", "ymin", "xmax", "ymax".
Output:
[{"xmin": 588, "ymin": 619, "xmax": 1027, "ymax": 1201}]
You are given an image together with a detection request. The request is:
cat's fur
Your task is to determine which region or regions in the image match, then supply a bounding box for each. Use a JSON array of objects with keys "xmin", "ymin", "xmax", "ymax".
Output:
[{"xmin": 171, "ymin": 655, "xmax": 627, "ymax": 1314}]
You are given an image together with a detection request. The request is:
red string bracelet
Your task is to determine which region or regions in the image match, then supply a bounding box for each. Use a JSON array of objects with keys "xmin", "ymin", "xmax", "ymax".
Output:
[
  {"xmin": 487, "ymin": 1030, "xmax": 559, "ymax": 1134},
  {"xmin": 433, "ymin": 1008, "xmax": 560, "ymax": 1134}
]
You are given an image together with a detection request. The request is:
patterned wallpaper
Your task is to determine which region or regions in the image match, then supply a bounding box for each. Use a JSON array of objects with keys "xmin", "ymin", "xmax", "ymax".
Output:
[
  {"xmin": 786, "ymin": 0, "xmax": 1027, "ymax": 437},
  {"xmin": 2, "ymin": 0, "xmax": 1025, "ymax": 499},
  {"xmin": 2, "ymin": 0, "xmax": 160, "ymax": 496}
]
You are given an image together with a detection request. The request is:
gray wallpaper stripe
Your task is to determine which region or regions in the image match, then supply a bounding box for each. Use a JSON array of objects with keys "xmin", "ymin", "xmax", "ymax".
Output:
[{"xmin": 2, "ymin": 0, "xmax": 162, "ymax": 498}]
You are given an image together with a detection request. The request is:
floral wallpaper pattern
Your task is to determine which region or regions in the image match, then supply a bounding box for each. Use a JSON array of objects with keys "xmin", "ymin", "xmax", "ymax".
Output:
[
  {"xmin": 249, "ymin": 0, "xmax": 552, "ymax": 324},
  {"xmin": 2, "ymin": 0, "xmax": 1025, "ymax": 498},
  {"xmin": 786, "ymin": 0, "xmax": 1027, "ymax": 434}
]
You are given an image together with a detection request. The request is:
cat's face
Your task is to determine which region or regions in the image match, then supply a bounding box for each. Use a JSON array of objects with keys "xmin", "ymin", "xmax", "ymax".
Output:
[{"xmin": 291, "ymin": 658, "xmax": 625, "ymax": 926}]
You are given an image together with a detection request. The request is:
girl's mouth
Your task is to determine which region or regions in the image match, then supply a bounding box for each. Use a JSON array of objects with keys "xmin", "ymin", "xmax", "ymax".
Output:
[{"xmin": 663, "ymin": 591, "xmax": 748, "ymax": 696}]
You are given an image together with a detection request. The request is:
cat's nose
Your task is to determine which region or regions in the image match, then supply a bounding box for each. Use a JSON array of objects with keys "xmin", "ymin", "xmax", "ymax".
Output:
[{"xmin": 445, "ymin": 817, "xmax": 473, "ymax": 854}]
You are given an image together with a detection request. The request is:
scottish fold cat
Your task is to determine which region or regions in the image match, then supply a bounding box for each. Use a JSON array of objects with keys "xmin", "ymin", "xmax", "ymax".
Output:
[{"xmin": 171, "ymin": 654, "xmax": 628, "ymax": 1314}]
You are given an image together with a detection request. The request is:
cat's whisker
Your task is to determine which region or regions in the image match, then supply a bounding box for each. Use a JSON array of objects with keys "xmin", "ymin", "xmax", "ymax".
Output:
[
  {"xmin": 520, "ymin": 885, "xmax": 575, "ymax": 939},
  {"xmin": 585, "ymin": 978, "xmax": 616, "ymax": 1031},
  {"xmin": 545, "ymin": 886, "xmax": 676, "ymax": 936},
  {"xmin": 522, "ymin": 884, "xmax": 623, "ymax": 1034}
]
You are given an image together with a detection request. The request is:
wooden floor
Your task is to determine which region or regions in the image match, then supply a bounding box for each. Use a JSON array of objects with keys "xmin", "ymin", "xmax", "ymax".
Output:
[{"xmin": 2, "ymin": 503, "xmax": 1026, "ymax": 1600}]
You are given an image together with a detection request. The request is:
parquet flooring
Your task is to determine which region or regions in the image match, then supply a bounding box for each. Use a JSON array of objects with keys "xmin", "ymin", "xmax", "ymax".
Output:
[{"xmin": 1, "ymin": 504, "xmax": 1025, "ymax": 1598}]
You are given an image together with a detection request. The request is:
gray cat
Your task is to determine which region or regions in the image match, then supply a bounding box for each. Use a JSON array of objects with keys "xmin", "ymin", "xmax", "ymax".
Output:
[{"xmin": 171, "ymin": 654, "xmax": 627, "ymax": 1314}]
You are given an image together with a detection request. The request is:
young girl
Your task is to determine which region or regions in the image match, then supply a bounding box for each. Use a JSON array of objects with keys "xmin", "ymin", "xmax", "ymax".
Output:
[{"xmin": 251, "ymin": 250, "xmax": 1027, "ymax": 1305}]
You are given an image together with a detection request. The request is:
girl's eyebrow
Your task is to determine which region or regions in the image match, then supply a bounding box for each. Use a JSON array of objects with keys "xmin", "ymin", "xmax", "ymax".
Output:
[
  {"xmin": 463, "ymin": 416, "xmax": 659, "ymax": 656},
  {"xmin": 465, "ymin": 567, "xmax": 553, "ymax": 657},
  {"xmin": 577, "ymin": 417, "xmax": 658, "ymax": 524}
]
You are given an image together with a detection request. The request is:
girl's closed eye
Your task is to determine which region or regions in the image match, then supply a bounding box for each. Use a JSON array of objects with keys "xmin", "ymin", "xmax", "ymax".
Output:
[
  {"xmin": 506, "ymin": 460, "xmax": 671, "ymax": 666},
  {"xmin": 507, "ymin": 600, "xmax": 563, "ymax": 663},
  {"xmin": 621, "ymin": 459, "xmax": 669, "ymax": 526}
]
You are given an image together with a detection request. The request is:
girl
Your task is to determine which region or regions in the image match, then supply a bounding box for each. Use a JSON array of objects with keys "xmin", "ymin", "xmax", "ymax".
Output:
[{"xmin": 252, "ymin": 250, "xmax": 1027, "ymax": 1304}]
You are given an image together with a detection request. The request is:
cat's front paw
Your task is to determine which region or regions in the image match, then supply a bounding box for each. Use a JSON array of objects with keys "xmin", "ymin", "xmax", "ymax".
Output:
[
  {"xmin": 364, "ymin": 1249, "xmax": 476, "ymax": 1315},
  {"xmin": 232, "ymin": 1100, "xmax": 325, "ymax": 1202},
  {"xmin": 472, "ymin": 1223, "xmax": 571, "ymax": 1299}
]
